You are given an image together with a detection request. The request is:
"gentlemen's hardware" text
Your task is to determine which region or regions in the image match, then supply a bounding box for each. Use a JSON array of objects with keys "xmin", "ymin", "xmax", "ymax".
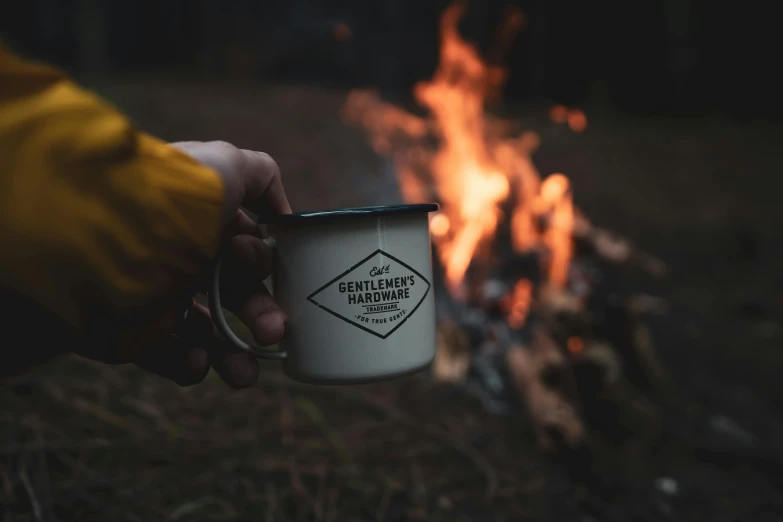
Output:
[{"xmin": 339, "ymin": 276, "xmax": 416, "ymax": 305}]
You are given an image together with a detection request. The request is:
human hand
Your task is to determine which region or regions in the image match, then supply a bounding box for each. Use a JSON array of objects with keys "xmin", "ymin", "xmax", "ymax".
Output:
[{"xmin": 124, "ymin": 141, "xmax": 292, "ymax": 388}]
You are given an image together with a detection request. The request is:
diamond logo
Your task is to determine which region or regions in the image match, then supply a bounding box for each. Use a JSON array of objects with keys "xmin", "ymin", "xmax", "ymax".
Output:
[{"xmin": 307, "ymin": 249, "xmax": 431, "ymax": 339}]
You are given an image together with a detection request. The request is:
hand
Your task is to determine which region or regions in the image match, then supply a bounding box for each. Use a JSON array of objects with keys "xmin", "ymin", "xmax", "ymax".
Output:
[{"xmin": 129, "ymin": 141, "xmax": 292, "ymax": 388}]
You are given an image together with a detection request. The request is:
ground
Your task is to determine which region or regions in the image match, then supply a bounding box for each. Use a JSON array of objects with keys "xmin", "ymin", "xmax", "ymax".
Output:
[{"xmin": 2, "ymin": 78, "xmax": 782, "ymax": 521}]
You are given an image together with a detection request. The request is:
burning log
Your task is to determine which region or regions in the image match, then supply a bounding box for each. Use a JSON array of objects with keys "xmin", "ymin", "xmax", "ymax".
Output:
[
  {"xmin": 576, "ymin": 340, "xmax": 622, "ymax": 388},
  {"xmin": 505, "ymin": 327, "xmax": 585, "ymax": 451},
  {"xmin": 572, "ymin": 212, "xmax": 668, "ymax": 277},
  {"xmin": 627, "ymin": 293, "xmax": 670, "ymax": 316},
  {"xmin": 537, "ymin": 281, "xmax": 585, "ymax": 319},
  {"xmin": 341, "ymin": 0, "xmax": 673, "ymax": 465},
  {"xmin": 625, "ymin": 300, "xmax": 674, "ymax": 400},
  {"xmin": 434, "ymin": 319, "xmax": 472, "ymax": 383}
]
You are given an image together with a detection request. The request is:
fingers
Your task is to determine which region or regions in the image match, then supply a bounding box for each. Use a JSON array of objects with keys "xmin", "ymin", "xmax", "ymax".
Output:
[
  {"xmin": 224, "ymin": 208, "xmax": 263, "ymax": 238},
  {"xmin": 216, "ymin": 233, "xmax": 286, "ymax": 345},
  {"xmin": 238, "ymin": 149, "xmax": 292, "ymax": 216},
  {"xmin": 131, "ymin": 330, "xmax": 212, "ymax": 388},
  {"xmin": 198, "ymin": 289, "xmax": 284, "ymax": 389},
  {"xmin": 219, "ymin": 234, "xmax": 275, "ymax": 300},
  {"xmin": 216, "ymin": 242, "xmax": 286, "ymax": 348},
  {"xmin": 183, "ymin": 247, "xmax": 286, "ymax": 388},
  {"xmin": 191, "ymin": 303, "xmax": 261, "ymax": 389},
  {"xmin": 131, "ymin": 303, "xmax": 264, "ymax": 390},
  {"xmin": 232, "ymin": 234, "xmax": 266, "ymax": 270},
  {"xmin": 134, "ymin": 299, "xmax": 215, "ymax": 386},
  {"xmin": 156, "ymin": 140, "xmax": 291, "ymax": 388},
  {"xmin": 236, "ymin": 286, "xmax": 287, "ymax": 347},
  {"xmin": 210, "ymin": 348, "xmax": 261, "ymax": 390}
]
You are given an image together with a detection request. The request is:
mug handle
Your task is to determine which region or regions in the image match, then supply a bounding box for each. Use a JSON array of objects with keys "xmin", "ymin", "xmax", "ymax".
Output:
[{"xmin": 208, "ymin": 237, "xmax": 287, "ymax": 360}]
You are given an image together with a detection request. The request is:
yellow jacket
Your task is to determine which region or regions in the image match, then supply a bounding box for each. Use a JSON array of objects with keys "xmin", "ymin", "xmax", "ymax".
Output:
[{"xmin": 0, "ymin": 43, "xmax": 224, "ymax": 361}]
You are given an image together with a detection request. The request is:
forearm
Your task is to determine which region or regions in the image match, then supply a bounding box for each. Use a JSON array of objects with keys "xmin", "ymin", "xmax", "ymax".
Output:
[{"xmin": 0, "ymin": 43, "xmax": 224, "ymax": 339}]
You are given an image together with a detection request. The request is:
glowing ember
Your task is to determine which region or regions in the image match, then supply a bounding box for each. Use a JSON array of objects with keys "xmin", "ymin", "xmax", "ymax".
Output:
[
  {"xmin": 567, "ymin": 336, "xmax": 584, "ymax": 354},
  {"xmin": 502, "ymin": 279, "xmax": 533, "ymax": 329},
  {"xmin": 333, "ymin": 23, "xmax": 352, "ymax": 42},
  {"xmin": 342, "ymin": 2, "xmax": 578, "ymax": 327},
  {"xmin": 550, "ymin": 105, "xmax": 588, "ymax": 133},
  {"xmin": 567, "ymin": 109, "xmax": 588, "ymax": 133},
  {"xmin": 549, "ymin": 105, "xmax": 569, "ymax": 124}
]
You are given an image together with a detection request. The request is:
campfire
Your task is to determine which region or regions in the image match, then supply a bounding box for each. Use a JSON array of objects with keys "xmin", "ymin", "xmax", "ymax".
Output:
[{"xmin": 342, "ymin": 3, "xmax": 670, "ymax": 454}]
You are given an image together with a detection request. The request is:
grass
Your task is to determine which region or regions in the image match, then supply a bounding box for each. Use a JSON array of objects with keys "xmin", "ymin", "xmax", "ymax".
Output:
[{"xmin": 1, "ymin": 354, "xmax": 558, "ymax": 522}]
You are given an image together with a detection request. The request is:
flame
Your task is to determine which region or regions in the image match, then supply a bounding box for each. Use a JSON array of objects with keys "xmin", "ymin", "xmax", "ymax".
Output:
[
  {"xmin": 342, "ymin": 2, "xmax": 577, "ymax": 324},
  {"xmin": 502, "ymin": 279, "xmax": 533, "ymax": 329},
  {"xmin": 430, "ymin": 213, "xmax": 451, "ymax": 237},
  {"xmin": 410, "ymin": 2, "xmax": 512, "ymax": 291},
  {"xmin": 537, "ymin": 174, "xmax": 574, "ymax": 287}
]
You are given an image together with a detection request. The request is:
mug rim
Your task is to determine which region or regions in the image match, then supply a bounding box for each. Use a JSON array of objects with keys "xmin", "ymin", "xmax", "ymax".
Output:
[{"xmin": 257, "ymin": 203, "xmax": 439, "ymax": 224}]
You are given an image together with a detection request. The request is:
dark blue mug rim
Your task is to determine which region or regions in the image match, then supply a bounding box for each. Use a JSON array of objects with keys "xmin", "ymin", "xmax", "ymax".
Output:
[{"xmin": 255, "ymin": 203, "xmax": 439, "ymax": 224}]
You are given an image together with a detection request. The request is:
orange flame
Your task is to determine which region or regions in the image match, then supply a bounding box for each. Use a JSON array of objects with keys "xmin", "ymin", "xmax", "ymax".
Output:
[
  {"xmin": 342, "ymin": 2, "xmax": 576, "ymax": 323},
  {"xmin": 430, "ymin": 213, "xmax": 451, "ymax": 237},
  {"xmin": 411, "ymin": 3, "xmax": 512, "ymax": 291},
  {"xmin": 502, "ymin": 279, "xmax": 533, "ymax": 329},
  {"xmin": 537, "ymin": 174, "xmax": 574, "ymax": 287}
]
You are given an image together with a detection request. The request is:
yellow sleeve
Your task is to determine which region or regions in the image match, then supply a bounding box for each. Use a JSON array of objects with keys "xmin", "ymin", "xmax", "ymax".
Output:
[{"xmin": 0, "ymin": 43, "xmax": 224, "ymax": 334}]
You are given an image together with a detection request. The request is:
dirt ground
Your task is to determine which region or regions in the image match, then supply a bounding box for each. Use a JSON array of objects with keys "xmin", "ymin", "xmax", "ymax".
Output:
[{"xmin": 2, "ymin": 78, "xmax": 782, "ymax": 521}]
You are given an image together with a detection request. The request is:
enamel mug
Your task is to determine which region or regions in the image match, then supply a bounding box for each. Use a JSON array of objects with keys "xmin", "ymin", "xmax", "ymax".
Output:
[{"xmin": 209, "ymin": 204, "xmax": 439, "ymax": 384}]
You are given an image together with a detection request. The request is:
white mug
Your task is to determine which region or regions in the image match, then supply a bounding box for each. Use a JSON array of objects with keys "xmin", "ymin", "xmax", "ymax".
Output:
[{"xmin": 209, "ymin": 204, "xmax": 439, "ymax": 384}]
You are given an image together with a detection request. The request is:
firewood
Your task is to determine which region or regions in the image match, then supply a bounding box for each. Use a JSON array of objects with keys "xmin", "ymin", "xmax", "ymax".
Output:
[
  {"xmin": 505, "ymin": 328, "xmax": 585, "ymax": 451},
  {"xmin": 628, "ymin": 318, "xmax": 673, "ymax": 398},
  {"xmin": 572, "ymin": 212, "xmax": 668, "ymax": 277},
  {"xmin": 579, "ymin": 340, "xmax": 622, "ymax": 387},
  {"xmin": 433, "ymin": 320, "xmax": 472, "ymax": 383},
  {"xmin": 537, "ymin": 282, "xmax": 584, "ymax": 317},
  {"xmin": 627, "ymin": 294, "xmax": 670, "ymax": 316}
]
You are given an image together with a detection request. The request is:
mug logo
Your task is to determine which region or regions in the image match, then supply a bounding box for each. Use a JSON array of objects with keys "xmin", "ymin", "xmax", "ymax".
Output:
[{"xmin": 307, "ymin": 249, "xmax": 431, "ymax": 339}]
